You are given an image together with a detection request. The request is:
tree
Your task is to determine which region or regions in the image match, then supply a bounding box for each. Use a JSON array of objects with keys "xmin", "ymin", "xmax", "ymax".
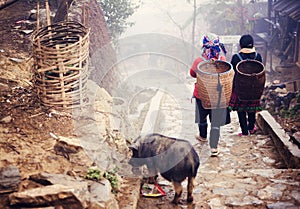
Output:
[
  {"xmin": 53, "ymin": 0, "xmax": 74, "ymax": 23},
  {"xmin": 202, "ymin": 0, "xmax": 267, "ymax": 35},
  {"xmin": 98, "ymin": 0, "xmax": 140, "ymax": 38}
]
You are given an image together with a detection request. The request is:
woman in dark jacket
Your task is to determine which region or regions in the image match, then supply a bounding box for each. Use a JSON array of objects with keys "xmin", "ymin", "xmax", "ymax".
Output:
[{"xmin": 229, "ymin": 34, "xmax": 263, "ymax": 136}]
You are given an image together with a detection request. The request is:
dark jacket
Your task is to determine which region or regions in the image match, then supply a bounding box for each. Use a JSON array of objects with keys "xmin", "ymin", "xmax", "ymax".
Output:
[{"xmin": 231, "ymin": 52, "xmax": 262, "ymax": 71}]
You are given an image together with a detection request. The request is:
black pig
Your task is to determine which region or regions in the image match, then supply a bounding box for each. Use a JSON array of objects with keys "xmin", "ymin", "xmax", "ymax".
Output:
[{"xmin": 128, "ymin": 133, "xmax": 200, "ymax": 204}]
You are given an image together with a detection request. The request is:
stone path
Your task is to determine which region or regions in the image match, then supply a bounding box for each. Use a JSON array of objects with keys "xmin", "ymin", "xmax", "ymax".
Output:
[{"xmin": 138, "ymin": 77, "xmax": 300, "ymax": 208}]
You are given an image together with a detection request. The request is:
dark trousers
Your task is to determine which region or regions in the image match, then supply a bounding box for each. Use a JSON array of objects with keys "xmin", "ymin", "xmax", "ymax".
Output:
[
  {"xmin": 237, "ymin": 111, "xmax": 256, "ymax": 135},
  {"xmin": 195, "ymin": 99, "xmax": 210, "ymax": 139},
  {"xmin": 195, "ymin": 99, "xmax": 228, "ymax": 148}
]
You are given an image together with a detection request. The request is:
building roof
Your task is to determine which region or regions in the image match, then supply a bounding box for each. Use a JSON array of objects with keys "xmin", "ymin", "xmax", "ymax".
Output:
[{"xmin": 273, "ymin": 0, "xmax": 300, "ymax": 22}]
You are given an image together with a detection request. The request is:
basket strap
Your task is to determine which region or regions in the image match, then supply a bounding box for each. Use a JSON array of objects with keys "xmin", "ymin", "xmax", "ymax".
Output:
[
  {"xmin": 237, "ymin": 52, "xmax": 257, "ymax": 61},
  {"xmin": 236, "ymin": 53, "xmax": 243, "ymax": 61},
  {"xmin": 216, "ymin": 74, "xmax": 223, "ymax": 109}
]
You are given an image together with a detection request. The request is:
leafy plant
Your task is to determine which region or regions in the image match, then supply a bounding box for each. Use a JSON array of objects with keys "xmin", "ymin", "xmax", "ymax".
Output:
[
  {"xmin": 279, "ymin": 104, "xmax": 300, "ymax": 119},
  {"xmin": 103, "ymin": 169, "xmax": 119, "ymax": 193},
  {"xmin": 98, "ymin": 0, "xmax": 140, "ymax": 38},
  {"xmin": 85, "ymin": 167, "xmax": 103, "ymax": 181},
  {"xmin": 85, "ymin": 167, "xmax": 119, "ymax": 193},
  {"xmin": 279, "ymin": 109, "xmax": 289, "ymax": 118},
  {"xmin": 295, "ymin": 91, "xmax": 300, "ymax": 103},
  {"xmin": 202, "ymin": 0, "xmax": 267, "ymax": 35}
]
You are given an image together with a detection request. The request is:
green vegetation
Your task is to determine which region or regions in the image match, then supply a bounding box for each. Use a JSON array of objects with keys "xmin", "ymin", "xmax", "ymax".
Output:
[
  {"xmin": 279, "ymin": 91, "xmax": 300, "ymax": 118},
  {"xmin": 85, "ymin": 167, "xmax": 119, "ymax": 193},
  {"xmin": 103, "ymin": 169, "xmax": 119, "ymax": 193},
  {"xmin": 98, "ymin": 0, "xmax": 140, "ymax": 38},
  {"xmin": 200, "ymin": 0, "xmax": 267, "ymax": 35},
  {"xmin": 85, "ymin": 167, "xmax": 103, "ymax": 181}
]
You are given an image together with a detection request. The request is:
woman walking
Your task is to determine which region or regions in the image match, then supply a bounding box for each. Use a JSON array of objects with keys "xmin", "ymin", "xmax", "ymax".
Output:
[
  {"xmin": 229, "ymin": 34, "xmax": 263, "ymax": 136},
  {"xmin": 190, "ymin": 33, "xmax": 229, "ymax": 156}
]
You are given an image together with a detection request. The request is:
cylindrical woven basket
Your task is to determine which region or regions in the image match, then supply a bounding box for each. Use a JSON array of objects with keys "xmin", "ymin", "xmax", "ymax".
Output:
[
  {"xmin": 196, "ymin": 60, "xmax": 234, "ymax": 109},
  {"xmin": 235, "ymin": 60, "xmax": 265, "ymax": 101},
  {"xmin": 31, "ymin": 21, "xmax": 90, "ymax": 109}
]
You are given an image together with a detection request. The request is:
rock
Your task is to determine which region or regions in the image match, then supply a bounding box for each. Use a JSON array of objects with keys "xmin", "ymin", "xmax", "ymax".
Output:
[
  {"xmin": 292, "ymin": 132, "xmax": 300, "ymax": 145},
  {"xmin": 274, "ymin": 88, "xmax": 287, "ymax": 94},
  {"xmin": 208, "ymin": 198, "xmax": 224, "ymax": 208},
  {"xmin": 11, "ymin": 172, "xmax": 118, "ymax": 208},
  {"xmin": 9, "ymin": 184, "xmax": 85, "ymax": 208},
  {"xmin": 0, "ymin": 115, "xmax": 12, "ymax": 123},
  {"xmin": 0, "ymin": 166, "xmax": 21, "ymax": 193},
  {"xmin": 262, "ymin": 157, "xmax": 276, "ymax": 164},
  {"xmin": 54, "ymin": 136, "xmax": 83, "ymax": 160},
  {"xmin": 270, "ymin": 178, "xmax": 300, "ymax": 186},
  {"xmin": 248, "ymin": 169, "xmax": 282, "ymax": 178},
  {"xmin": 29, "ymin": 172, "xmax": 87, "ymax": 189},
  {"xmin": 257, "ymin": 185, "xmax": 286, "ymax": 200},
  {"xmin": 9, "ymin": 57, "xmax": 24, "ymax": 63},
  {"xmin": 89, "ymin": 181, "xmax": 119, "ymax": 209},
  {"xmin": 273, "ymin": 80, "xmax": 281, "ymax": 84},
  {"xmin": 267, "ymin": 202, "xmax": 299, "ymax": 209},
  {"xmin": 290, "ymin": 190, "xmax": 300, "ymax": 202},
  {"xmin": 212, "ymin": 188, "xmax": 248, "ymax": 196},
  {"xmin": 225, "ymin": 196, "xmax": 263, "ymax": 207}
]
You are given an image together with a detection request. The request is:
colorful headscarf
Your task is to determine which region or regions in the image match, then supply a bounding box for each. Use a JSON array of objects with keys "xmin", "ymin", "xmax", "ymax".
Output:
[{"xmin": 202, "ymin": 33, "xmax": 227, "ymax": 59}]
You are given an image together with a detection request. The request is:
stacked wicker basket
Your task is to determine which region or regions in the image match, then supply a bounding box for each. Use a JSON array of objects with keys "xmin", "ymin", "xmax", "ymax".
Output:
[
  {"xmin": 196, "ymin": 60, "xmax": 234, "ymax": 109},
  {"xmin": 32, "ymin": 21, "xmax": 90, "ymax": 109}
]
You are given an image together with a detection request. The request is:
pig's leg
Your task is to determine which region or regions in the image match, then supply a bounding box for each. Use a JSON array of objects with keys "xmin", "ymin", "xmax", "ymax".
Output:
[
  {"xmin": 172, "ymin": 181, "xmax": 183, "ymax": 204},
  {"xmin": 187, "ymin": 176, "xmax": 195, "ymax": 202},
  {"xmin": 147, "ymin": 175, "xmax": 158, "ymax": 184}
]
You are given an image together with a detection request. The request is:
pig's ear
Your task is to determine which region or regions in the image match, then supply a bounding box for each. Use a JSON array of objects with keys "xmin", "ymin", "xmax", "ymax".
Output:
[{"xmin": 129, "ymin": 143, "xmax": 138, "ymax": 150}]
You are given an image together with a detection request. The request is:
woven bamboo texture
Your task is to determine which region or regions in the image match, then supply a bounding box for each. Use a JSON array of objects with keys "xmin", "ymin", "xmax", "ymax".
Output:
[
  {"xmin": 235, "ymin": 60, "xmax": 265, "ymax": 101},
  {"xmin": 196, "ymin": 60, "xmax": 234, "ymax": 109},
  {"xmin": 32, "ymin": 21, "xmax": 90, "ymax": 109}
]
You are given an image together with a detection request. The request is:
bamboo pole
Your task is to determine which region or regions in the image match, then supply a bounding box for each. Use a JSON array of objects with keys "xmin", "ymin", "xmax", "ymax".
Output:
[
  {"xmin": 82, "ymin": 3, "xmax": 86, "ymax": 26},
  {"xmin": 65, "ymin": 1, "xmax": 69, "ymax": 22},
  {"xmin": 79, "ymin": 36, "xmax": 83, "ymax": 108},
  {"xmin": 45, "ymin": 0, "xmax": 51, "ymax": 26},
  {"xmin": 36, "ymin": 1, "xmax": 40, "ymax": 31}
]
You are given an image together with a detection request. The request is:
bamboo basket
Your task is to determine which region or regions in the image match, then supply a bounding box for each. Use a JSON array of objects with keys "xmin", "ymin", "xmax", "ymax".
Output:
[
  {"xmin": 196, "ymin": 60, "xmax": 234, "ymax": 109},
  {"xmin": 31, "ymin": 21, "xmax": 90, "ymax": 109},
  {"xmin": 235, "ymin": 59, "xmax": 265, "ymax": 101}
]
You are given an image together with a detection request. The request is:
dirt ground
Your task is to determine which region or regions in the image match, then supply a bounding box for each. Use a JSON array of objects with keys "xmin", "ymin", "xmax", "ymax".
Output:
[
  {"xmin": 0, "ymin": 0, "xmax": 300, "ymax": 208},
  {"xmin": 0, "ymin": 0, "xmax": 94, "ymax": 207},
  {"xmin": 265, "ymin": 65, "xmax": 300, "ymax": 134},
  {"xmin": 0, "ymin": 0, "xmax": 74, "ymax": 158}
]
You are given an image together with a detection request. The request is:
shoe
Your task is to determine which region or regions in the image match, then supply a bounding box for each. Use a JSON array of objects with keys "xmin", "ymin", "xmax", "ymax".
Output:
[
  {"xmin": 195, "ymin": 135, "xmax": 208, "ymax": 142},
  {"xmin": 238, "ymin": 132, "xmax": 249, "ymax": 137},
  {"xmin": 249, "ymin": 126, "xmax": 257, "ymax": 134},
  {"xmin": 211, "ymin": 148, "xmax": 219, "ymax": 157}
]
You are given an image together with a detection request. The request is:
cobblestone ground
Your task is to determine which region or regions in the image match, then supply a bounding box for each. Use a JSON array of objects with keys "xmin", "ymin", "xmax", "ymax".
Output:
[{"xmin": 137, "ymin": 74, "xmax": 300, "ymax": 209}]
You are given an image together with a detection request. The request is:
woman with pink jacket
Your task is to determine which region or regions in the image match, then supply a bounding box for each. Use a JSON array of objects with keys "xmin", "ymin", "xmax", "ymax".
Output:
[{"xmin": 189, "ymin": 33, "xmax": 228, "ymax": 157}]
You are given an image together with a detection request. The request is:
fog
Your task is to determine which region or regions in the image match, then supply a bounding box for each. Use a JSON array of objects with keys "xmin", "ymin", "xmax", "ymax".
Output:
[
  {"xmin": 106, "ymin": 0, "xmax": 269, "ymax": 139},
  {"xmin": 122, "ymin": 0, "xmax": 210, "ymax": 42},
  {"xmin": 121, "ymin": 0, "xmax": 268, "ymax": 46}
]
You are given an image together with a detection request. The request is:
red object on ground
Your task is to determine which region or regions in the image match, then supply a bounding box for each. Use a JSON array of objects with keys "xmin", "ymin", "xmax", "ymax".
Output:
[{"xmin": 154, "ymin": 183, "xmax": 166, "ymax": 196}]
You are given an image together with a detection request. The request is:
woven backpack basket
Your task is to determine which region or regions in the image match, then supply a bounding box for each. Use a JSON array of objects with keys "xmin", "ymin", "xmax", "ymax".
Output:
[
  {"xmin": 196, "ymin": 60, "xmax": 234, "ymax": 109},
  {"xmin": 235, "ymin": 59, "xmax": 265, "ymax": 101}
]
